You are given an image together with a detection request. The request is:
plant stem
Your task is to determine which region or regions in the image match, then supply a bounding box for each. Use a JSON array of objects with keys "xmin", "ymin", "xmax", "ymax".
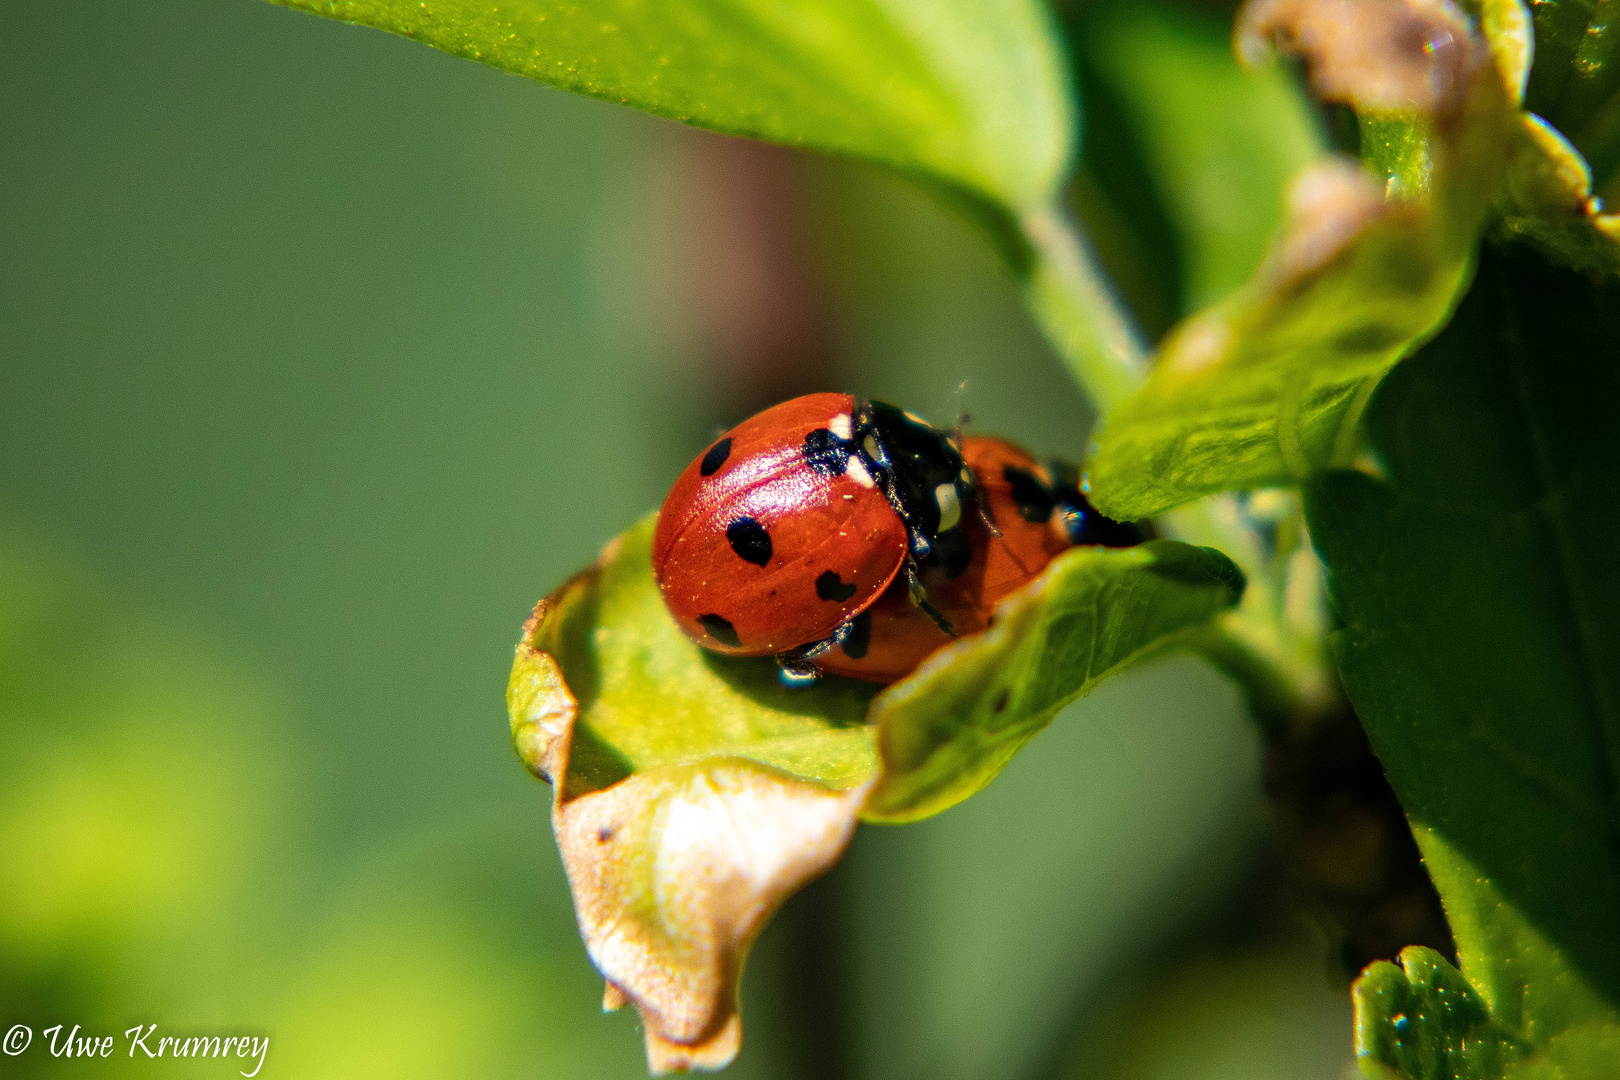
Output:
[{"xmin": 1018, "ymin": 205, "xmax": 1151, "ymax": 415}]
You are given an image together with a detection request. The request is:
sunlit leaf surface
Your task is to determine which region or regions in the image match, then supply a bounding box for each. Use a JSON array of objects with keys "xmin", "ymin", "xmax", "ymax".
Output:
[
  {"xmin": 1308, "ymin": 249, "xmax": 1620, "ymax": 1065},
  {"xmin": 508, "ymin": 514, "xmax": 876, "ymax": 1071},
  {"xmin": 270, "ymin": 0, "xmax": 1072, "ymax": 214},
  {"xmin": 1086, "ymin": 0, "xmax": 1516, "ymax": 519},
  {"xmin": 864, "ymin": 541, "xmax": 1244, "ymax": 823},
  {"xmin": 507, "ymin": 513, "xmax": 1243, "ymax": 1067}
]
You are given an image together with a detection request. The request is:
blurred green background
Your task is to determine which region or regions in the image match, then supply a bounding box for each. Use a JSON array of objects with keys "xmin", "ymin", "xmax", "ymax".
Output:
[{"xmin": 1, "ymin": 0, "xmax": 1351, "ymax": 1076}]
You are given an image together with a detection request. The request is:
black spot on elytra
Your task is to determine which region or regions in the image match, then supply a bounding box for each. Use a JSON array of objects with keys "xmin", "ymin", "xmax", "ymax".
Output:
[
  {"xmin": 697, "ymin": 613, "xmax": 740, "ymax": 647},
  {"xmin": 726, "ymin": 517, "xmax": 772, "ymax": 565},
  {"xmin": 1004, "ymin": 465, "xmax": 1055, "ymax": 523},
  {"xmin": 803, "ymin": 428, "xmax": 851, "ymax": 476},
  {"xmin": 815, "ymin": 570, "xmax": 857, "ymax": 602},
  {"xmin": 992, "ymin": 688, "xmax": 1009, "ymax": 713},
  {"xmin": 841, "ymin": 611, "xmax": 871, "ymax": 659},
  {"xmin": 700, "ymin": 437, "xmax": 732, "ymax": 476}
]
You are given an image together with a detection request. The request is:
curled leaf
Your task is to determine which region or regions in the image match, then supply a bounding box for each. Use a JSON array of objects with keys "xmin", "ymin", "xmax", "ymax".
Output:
[
  {"xmin": 1497, "ymin": 112, "xmax": 1620, "ymax": 272},
  {"xmin": 863, "ymin": 540, "xmax": 1245, "ymax": 823},
  {"xmin": 1086, "ymin": 0, "xmax": 1515, "ymax": 520},
  {"xmin": 508, "ymin": 512, "xmax": 1244, "ymax": 1065},
  {"xmin": 508, "ymin": 515, "xmax": 877, "ymax": 1071},
  {"xmin": 1239, "ymin": 0, "xmax": 1482, "ymax": 117}
]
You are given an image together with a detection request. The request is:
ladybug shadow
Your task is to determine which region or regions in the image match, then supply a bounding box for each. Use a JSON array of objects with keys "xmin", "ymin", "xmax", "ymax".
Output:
[{"xmin": 695, "ymin": 651, "xmax": 879, "ymax": 728}]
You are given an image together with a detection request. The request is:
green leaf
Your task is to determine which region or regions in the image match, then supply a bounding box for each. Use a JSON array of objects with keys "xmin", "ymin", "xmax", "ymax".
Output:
[
  {"xmin": 1085, "ymin": 0, "xmax": 1517, "ymax": 520},
  {"xmin": 1520, "ymin": 0, "xmax": 1620, "ymax": 187},
  {"xmin": 270, "ymin": 0, "xmax": 1072, "ymax": 214},
  {"xmin": 1496, "ymin": 110, "xmax": 1620, "ymax": 274},
  {"xmin": 1355, "ymin": 947, "xmax": 1529, "ymax": 1080},
  {"xmin": 513, "ymin": 517, "xmax": 880, "ymax": 799},
  {"xmin": 507, "ymin": 514, "xmax": 1243, "ymax": 1065},
  {"xmin": 1503, "ymin": 1023, "xmax": 1620, "ymax": 1080},
  {"xmin": 863, "ymin": 540, "xmax": 1244, "ymax": 822},
  {"xmin": 508, "ymin": 514, "xmax": 878, "ymax": 1072},
  {"xmin": 1305, "ymin": 248, "xmax": 1620, "ymax": 1060},
  {"xmin": 1354, "ymin": 948, "xmax": 1620, "ymax": 1080}
]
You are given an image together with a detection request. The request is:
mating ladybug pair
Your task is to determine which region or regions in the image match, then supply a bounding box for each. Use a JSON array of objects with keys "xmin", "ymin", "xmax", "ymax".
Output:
[{"xmin": 652, "ymin": 393, "xmax": 1142, "ymax": 687}]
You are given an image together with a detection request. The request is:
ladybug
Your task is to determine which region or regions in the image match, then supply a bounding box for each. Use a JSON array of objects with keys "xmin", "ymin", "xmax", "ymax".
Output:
[
  {"xmin": 653, "ymin": 393, "xmax": 978, "ymax": 685},
  {"xmin": 812, "ymin": 436, "xmax": 1145, "ymax": 684}
]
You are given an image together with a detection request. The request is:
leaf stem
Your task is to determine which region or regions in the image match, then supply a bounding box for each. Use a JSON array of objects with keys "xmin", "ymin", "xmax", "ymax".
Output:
[{"xmin": 1016, "ymin": 205, "xmax": 1150, "ymax": 414}]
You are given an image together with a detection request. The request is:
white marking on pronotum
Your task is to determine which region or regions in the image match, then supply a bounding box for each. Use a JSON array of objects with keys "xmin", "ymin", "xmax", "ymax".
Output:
[
  {"xmin": 846, "ymin": 457, "xmax": 875, "ymax": 488},
  {"xmin": 935, "ymin": 483, "xmax": 961, "ymax": 531},
  {"xmin": 830, "ymin": 413, "xmax": 852, "ymax": 441}
]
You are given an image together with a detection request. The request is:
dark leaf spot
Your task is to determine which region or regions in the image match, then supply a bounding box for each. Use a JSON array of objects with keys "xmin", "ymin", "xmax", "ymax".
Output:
[
  {"xmin": 726, "ymin": 517, "xmax": 772, "ymax": 565},
  {"xmin": 815, "ymin": 570, "xmax": 858, "ymax": 602},
  {"xmin": 700, "ymin": 437, "xmax": 732, "ymax": 476},
  {"xmin": 803, "ymin": 428, "xmax": 850, "ymax": 476},
  {"xmin": 992, "ymin": 688, "xmax": 1009, "ymax": 713},
  {"xmin": 841, "ymin": 611, "xmax": 871, "ymax": 659},
  {"xmin": 597, "ymin": 826, "xmax": 616, "ymax": 843},
  {"xmin": 697, "ymin": 613, "xmax": 740, "ymax": 647}
]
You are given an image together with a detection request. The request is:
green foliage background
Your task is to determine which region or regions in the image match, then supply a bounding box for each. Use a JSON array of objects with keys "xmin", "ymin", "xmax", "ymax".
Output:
[{"xmin": 1, "ymin": 0, "xmax": 1429, "ymax": 1076}]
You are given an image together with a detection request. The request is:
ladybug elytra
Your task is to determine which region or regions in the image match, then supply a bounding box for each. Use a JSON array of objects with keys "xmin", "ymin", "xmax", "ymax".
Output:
[{"xmin": 652, "ymin": 393, "xmax": 979, "ymax": 684}]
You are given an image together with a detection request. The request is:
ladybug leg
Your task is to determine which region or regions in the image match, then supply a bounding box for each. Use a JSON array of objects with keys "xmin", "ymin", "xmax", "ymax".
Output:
[
  {"xmin": 775, "ymin": 654, "xmax": 823, "ymax": 689},
  {"xmin": 773, "ymin": 619, "xmax": 858, "ymax": 688},
  {"xmin": 904, "ymin": 560, "xmax": 956, "ymax": 638}
]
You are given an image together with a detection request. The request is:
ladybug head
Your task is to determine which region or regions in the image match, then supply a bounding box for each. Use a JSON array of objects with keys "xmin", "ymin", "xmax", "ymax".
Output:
[{"xmin": 854, "ymin": 400, "xmax": 977, "ymax": 578}]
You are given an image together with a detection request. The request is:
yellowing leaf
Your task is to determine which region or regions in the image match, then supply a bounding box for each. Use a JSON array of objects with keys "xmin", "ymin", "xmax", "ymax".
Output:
[
  {"xmin": 1086, "ymin": 0, "xmax": 1517, "ymax": 520},
  {"xmin": 508, "ymin": 515, "xmax": 876, "ymax": 1071},
  {"xmin": 506, "ymin": 513, "xmax": 1244, "ymax": 1066}
]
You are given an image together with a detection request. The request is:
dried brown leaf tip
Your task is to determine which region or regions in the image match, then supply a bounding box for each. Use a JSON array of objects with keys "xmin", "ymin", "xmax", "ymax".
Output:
[
  {"xmin": 1237, "ymin": 0, "xmax": 1484, "ymax": 120},
  {"xmin": 1222, "ymin": 0, "xmax": 1511, "ymax": 298},
  {"xmin": 507, "ymin": 519, "xmax": 877, "ymax": 1072},
  {"xmin": 1272, "ymin": 157, "xmax": 1391, "ymax": 284}
]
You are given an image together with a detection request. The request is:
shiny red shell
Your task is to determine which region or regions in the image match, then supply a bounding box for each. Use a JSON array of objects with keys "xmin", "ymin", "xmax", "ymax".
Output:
[
  {"xmin": 652, "ymin": 393, "xmax": 910, "ymax": 657},
  {"xmin": 812, "ymin": 436, "xmax": 1075, "ymax": 683}
]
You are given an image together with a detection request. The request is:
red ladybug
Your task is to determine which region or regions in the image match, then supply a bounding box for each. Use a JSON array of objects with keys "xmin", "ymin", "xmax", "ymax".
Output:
[
  {"xmin": 653, "ymin": 393, "xmax": 978, "ymax": 684},
  {"xmin": 813, "ymin": 437, "xmax": 1144, "ymax": 684}
]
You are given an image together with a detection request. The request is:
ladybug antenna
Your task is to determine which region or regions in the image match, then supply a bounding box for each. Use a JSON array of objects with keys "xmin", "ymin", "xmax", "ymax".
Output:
[{"xmin": 905, "ymin": 561, "xmax": 956, "ymax": 638}]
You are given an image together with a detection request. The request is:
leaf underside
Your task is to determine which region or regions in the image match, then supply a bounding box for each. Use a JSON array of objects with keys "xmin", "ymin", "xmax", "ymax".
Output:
[{"xmin": 270, "ymin": 0, "xmax": 1073, "ymax": 215}]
